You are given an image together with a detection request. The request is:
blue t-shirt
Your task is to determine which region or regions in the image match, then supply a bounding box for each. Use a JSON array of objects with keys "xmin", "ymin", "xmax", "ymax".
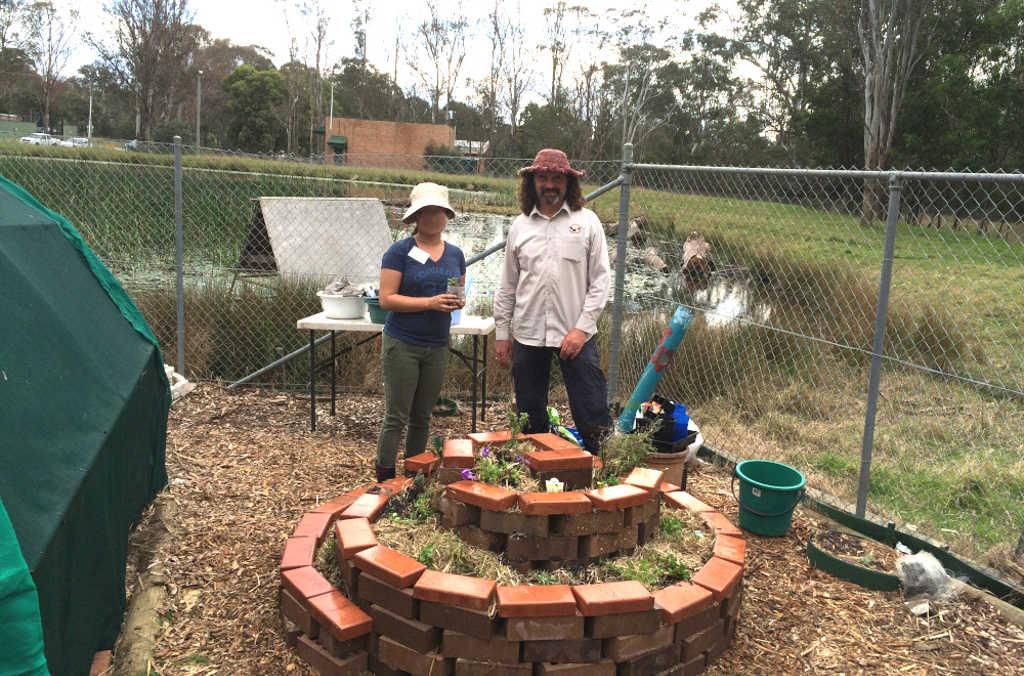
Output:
[{"xmin": 381, "ymin": 237, "xmax": 466, "ymax": 347}]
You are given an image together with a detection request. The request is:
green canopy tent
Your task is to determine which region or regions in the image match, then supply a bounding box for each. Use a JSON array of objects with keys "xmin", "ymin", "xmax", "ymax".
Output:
[{"xmin": 0, "ymin": 176, "xmax": 169, "ymax": 675}]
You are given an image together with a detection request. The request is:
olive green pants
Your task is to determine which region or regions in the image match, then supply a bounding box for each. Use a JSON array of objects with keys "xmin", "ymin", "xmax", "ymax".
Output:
[{"xmin": 376, "ymin": 332, "xmax": 450, "ymax": 468}]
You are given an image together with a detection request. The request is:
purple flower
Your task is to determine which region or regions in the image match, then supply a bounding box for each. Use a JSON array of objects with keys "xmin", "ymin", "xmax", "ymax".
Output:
[
  {"xmin": 514, "ymin": 455, "xmax": 524, "ymax": 464},
  {"xmin": 460, "ymin": 469, "xmax": 476, "ymax": 481},
  {"xmin": 480, "ymin": 447, "xmax": 491, "ymax": 458}
]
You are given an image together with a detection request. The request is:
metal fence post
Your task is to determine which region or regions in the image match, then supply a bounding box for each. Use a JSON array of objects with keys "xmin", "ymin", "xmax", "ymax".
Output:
[
  {"xmin": 606, "ymin": 142, "xmax": 633, "ymax": 407},
  {"xmin": 856, "ymin": 173, "xmax": 902, "ymax": 517},
  {"xmin": 173, "ymin": 136, "xmax": 186, "ymax": 377}
]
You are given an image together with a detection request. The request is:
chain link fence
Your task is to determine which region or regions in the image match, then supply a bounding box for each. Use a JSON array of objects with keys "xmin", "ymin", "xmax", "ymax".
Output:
[
  {"xmin": 620, "ymin": 163, "xmax": 1024, "ymax": 570},
  {"xmin": 2, "ymin": 139, "xmax": 1022, "ymax": 569}
]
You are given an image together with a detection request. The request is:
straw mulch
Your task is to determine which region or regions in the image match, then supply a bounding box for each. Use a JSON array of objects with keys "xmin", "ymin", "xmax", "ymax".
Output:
[{"xmin": 124, "ymin": 384, "xmax": 1024, "ymax": 675}]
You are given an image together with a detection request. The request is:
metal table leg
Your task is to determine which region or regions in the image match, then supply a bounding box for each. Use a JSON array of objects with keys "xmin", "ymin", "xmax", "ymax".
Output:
[
  {"xmin": 470, "ymin": 335, "xmax": 479, "ymax": 432},
  {"xmin": 309, "ymin": 329, "xmax": 316, "ymax": 432},
  {"xmin": 481, "ymin": 335, "xmax": 488, "ymax": 422},
  {"xmin": 330, "ymin": 330, "xmax": 336, "ymax": 417}
]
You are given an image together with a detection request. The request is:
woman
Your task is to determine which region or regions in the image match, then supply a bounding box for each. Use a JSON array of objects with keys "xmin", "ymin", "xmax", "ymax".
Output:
[{"xmin": 375, "ymin": 182, "xmax": 465, "ymax": 481}]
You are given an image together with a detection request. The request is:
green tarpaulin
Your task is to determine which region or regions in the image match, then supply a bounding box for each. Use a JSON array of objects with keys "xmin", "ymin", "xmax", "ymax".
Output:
[{"xmin": 0, "ymin": 175, "xmax": 169, "ymax": 675}]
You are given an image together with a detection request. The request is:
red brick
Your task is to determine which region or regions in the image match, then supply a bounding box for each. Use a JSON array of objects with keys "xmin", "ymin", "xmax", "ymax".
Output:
[
  {"xmin": 292, "ymin": 511, "xmax": 333, "ymax": 543},
  {"xmin": 518, "ymin": 491, "xmax": 593, "ymax": 516},
  {"xmin": 480, "ymin": 509, "xmax": 549, "ymax": 536},
  {"xmin": 437, "ymin": 466, "xmax": 466, "ymax": 484},
  {"xmin": 281, "ymin": 565, "xmax": 334, "ymax": 600},
  {"xmin": 571, "ymin": 581, "xmax": 654, "ymax": 616},
  {"xmin": 506, "ymin": 614, "xmax": 584, "ymax": 641},
  {"xmin": 605, "ymin": 624, "xmax": 674, "ymax": 661},
  {"xmin": 623, "ymin": 467, "xmax": 665, "ymax": 493},
  {"xmin": 369, "ymin": 604, "xmax": 442, "ymax": 653},
  {"xmin": 537, "ymin": 661, "xmax": 616, "ymax": 676},
  {"xmin": 447, "ymin": 480, "xmax": 518, "ymax": 511},
  {"xmin": 524, "ymin": 432, "xmax": 582, "ymax": 450},
  {"xmin": 294, "ymin": 634, "xmax": 367, "ymax": 676},
  {"xmin": 280, "ymin": 536, "xmax": 316, "ymax": 571},
  {"xmin": 524, "ymin": 449, "xmax": 594, "ymax": 472},
  {"xmin": 280, "ymin": 588, "xmax": 318, "ymax": 637},
  {"xmin": 378, "ymin": 635, "xmax": 449, "ymax": 675},
  {"xmin": 339, "ymin": 492, "xmax": 389, "ymax": 522},
  {"xmin": 378, "ymin": 476, "xmax": 414, "ymax": 496},
  {"xmin": 439, "ymin": 495, "xmax": 481, "ymax": 528},
  {"xmin": 310, "ymin": 484, "xmax": 373, "ymax": 516},
  {"xmin": 358, "ymin": 572, "xmax": 419, "ymax": 619},
  {"xmin": 352, "ymin": 545, "xmax": 426, "ymax": 588},
  {"xmin": 442, "ymin": 630, "xmax": 521, "ymax": 663},
  {"xmin": 663, "ymin": 491, "xmax": 714, "ymax": 513},
  {"xmin": 456, "ymin": 526, "xmax": 507, "ymax": 552},
  {"xmin": 700, "ymin": 511, "xmax": 742, "ymax": 537},
  {"xmin": 550, "ymin": 511, "xmax": 622, "ymax": 536},
  {"xmin": 466, "ymin": 430, "xmax": 512, "ymax": 448},
  {"xmin": 506, "ymin": 534, "xmax": 578, "ymax": 562},
  {"xmin": 454, "ymin": 658, "xmax": 532, "ymax": 676},
  {"xmin": 443, "ymin": 439, "xmax": 476, "ymax": 468},
  {"xmin": 585, "ymin": 608, "xmax": 661, "ymax": 638},
  {"xmin": 496, "ymin": 584, "xmax": 577, "ymax": 618},
  {"xmin": 721, "ymin": 587, "xmax": 743, "ymax": 619},
  {"xmin": 653, "ymin": 582, "xmax": 714, "ymax": 624},
  {"xmin": 585, "ymin": 485, "xmax": 651, "ymax": 511},
  {"xmin": 420, "ymin": 600, "xmax": 501, "ymax": 639},
  {"xmin": 307, "ymin": 591, "xmax": 372, "ymax": 641},
  {"xmin": 691, "ymin": 557, "xmax": 743, "ymax": 601},
  {"xmin": 659, "ymin": 481, "xmax": 681, "ymax": 494},
  {"xmin": 681, "ymin": 620, "xmax": 724, "ymax": 659},
  {"xmin": 713, "ymin": 535, "xmax": 746, "ymax": 567},
  {"xmin": 674, "ymin": 603, "xmax": 719, "ymax": 641},
  {"xmin": 579, "ymin": 532, "xmax": 620, "ymax": 559},
  {"xmin": 334, "ymin": 517, "xmax": 377, "ymax": 559},
  {"xmin": 413, "ymin": 569, "xmax": 496, "ymax": 611},
  {"xmin": 317, "ymin": 632, "xmax": 367, "ymax": 659},
  {"xmin": 617, "ymin": 643, "xmax": 680, "ymax": 676},
  {"xmin": 405, "ymin": 452, "xmax": 440, "ymax": 476},
  {"xmin": 522, "ymin": 638, "xmax": 602, "ymax": 663}
]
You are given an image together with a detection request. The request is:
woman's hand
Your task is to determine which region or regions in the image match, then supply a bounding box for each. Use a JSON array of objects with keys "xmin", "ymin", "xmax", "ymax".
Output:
[{"xmin": 426, "ymin": 294, "xmax": 462, "ymax": 312}]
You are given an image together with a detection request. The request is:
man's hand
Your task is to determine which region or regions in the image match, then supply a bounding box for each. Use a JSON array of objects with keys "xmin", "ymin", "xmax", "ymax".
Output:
[
  {"xmin": 559, "ymin": 328, "xmax": 588, "ymax": 360},
  {"xmin": 495, "ymin": 339, "xmax": 512, "ymax": 367}
]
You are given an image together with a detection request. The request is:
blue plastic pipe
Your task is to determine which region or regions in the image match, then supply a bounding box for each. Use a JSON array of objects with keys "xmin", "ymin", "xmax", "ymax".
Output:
[{"xmin": 616, "ymin": 306, "xmax": 694, "ymax": 433}]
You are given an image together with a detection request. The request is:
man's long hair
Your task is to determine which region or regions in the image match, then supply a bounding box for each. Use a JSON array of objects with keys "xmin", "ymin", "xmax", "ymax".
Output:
[{"xmin": 519, "ymin": 173, "xmax": 585, "ymax": 215}]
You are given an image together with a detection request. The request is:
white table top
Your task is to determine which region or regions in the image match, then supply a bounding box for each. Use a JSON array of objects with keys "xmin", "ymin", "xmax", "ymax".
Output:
[{"xmin": 297, "ymin": 311, "xmax": 495, "ymax": 336}]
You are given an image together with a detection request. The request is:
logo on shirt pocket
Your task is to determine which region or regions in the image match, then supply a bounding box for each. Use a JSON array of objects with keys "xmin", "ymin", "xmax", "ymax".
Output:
[{"xmin": 569, "ymin": 223, "xmax": 582, "ymax": 233}]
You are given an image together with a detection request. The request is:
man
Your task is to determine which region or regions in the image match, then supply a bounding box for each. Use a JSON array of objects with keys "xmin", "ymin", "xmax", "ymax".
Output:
[{"xmin": 493, "ymin": 148, "xmax": 612, "ymax": 453}]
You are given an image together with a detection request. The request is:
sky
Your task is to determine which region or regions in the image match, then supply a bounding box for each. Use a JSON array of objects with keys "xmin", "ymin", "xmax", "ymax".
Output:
[{"xmin": 56, "ymin": 0, "xmax": 744, "ymax": 105}]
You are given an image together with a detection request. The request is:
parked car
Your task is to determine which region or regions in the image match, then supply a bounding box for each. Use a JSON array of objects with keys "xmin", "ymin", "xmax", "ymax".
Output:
[
  {"xmin": 59, "ymin": 137, "xmax": 90, "ymax": 148},
  {"xmin": 19, "ymin": 132, "xmax": 59, "ymax": 146}
]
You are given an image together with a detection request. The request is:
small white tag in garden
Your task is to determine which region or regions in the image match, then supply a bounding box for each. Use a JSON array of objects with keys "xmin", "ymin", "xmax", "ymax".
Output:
[
  {"xmin": 751, "ymin": 487, "xmax": 762, "ymax": 497},
  {"xmin": 408, "ymin": 246, "xmax": 430, "ymax": 264}
]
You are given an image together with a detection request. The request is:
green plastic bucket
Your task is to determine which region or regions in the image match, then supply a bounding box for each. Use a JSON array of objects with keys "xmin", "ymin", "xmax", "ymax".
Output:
[
  {"xmin": 365, "ymin": 297, "xmax": 387, "ymax": 324},
  {"xmin": 732, "ymin": 460, "xmax": 806, "ymax": 536}
]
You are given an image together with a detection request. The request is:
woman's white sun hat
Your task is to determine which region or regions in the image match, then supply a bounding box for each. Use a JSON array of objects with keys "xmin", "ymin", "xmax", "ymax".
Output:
[{"xmin": 402, "ymin": 182, "xmax": 456, "ymax": 224}]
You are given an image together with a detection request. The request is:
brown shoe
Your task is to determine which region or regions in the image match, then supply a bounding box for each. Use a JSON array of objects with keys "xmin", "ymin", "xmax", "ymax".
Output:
[{"xmin": 375, "ymin": 464, "xmax": 396, "ymax": 482}]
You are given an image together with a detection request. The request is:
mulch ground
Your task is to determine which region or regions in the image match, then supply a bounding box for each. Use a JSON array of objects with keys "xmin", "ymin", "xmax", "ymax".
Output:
[{"xmin": 124, "ymin": 384, "xmax": 1024, "ymax": 675}]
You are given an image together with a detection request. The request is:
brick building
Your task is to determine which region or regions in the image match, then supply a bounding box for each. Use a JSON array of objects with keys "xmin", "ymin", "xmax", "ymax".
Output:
[{"xmin": 324, "ymin": 117, "xmax": 456, "ymax": 169}]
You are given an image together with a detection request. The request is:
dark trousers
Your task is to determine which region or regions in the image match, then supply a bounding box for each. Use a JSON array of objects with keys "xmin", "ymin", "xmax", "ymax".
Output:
[{"xmin": 511, "ymin": 338, "xmax": 612, "ymax": 454}]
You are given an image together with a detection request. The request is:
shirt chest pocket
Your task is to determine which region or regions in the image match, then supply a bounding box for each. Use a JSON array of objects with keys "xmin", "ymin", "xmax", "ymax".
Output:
[{"xmin": 557, "ymin": 236, "xmax": 585, "ymax": 263}]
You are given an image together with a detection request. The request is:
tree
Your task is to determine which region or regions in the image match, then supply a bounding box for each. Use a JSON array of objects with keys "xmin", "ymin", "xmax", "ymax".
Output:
[
  {"xmin": 409, "ymin": 0, "xmax": 467, "ymax": 124},
  {"xmin": 859, "ymin": 0, "xmax": 929, "ymax": 172},
  {"xmin": 500, "ymin": 4, "xmax": 533, "ymax": 154},
  {"xmin": 186, "ymin": 36, "xmax": 273, "ymax": 146},
  {"xmin": 24, "ymin": 2, "xmax": 74, "ymax": 132},
  {"xmin": 92, "ymin": 0, "xmax": 195, "ymax": 140},
  {"xmin": 328, "ymin": 58, "xmax": 403, "ymax": 121},
  {"xmin": 224, "ymin": 64, "xmax": 286, "ymax": 152}
]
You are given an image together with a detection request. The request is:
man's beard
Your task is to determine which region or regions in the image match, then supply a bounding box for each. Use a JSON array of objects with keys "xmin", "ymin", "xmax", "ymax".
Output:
[{"xmin": 540, "ymin": 189, "xmax": 564, "ymax": 205}]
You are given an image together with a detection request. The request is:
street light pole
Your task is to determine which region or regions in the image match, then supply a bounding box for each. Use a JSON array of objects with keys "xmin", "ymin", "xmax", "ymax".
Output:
[
  {"xmin": 195, "ymin": 69, "xmax": 203, "ymax": 148},
  {"xmin": 87, "ymin": 85, "xmax": 93, "ymax": 143}
]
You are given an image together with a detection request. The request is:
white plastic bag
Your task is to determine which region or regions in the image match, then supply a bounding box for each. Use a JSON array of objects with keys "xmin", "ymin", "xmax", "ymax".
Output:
[{"xmin": 896, "ymin": 551, "xmax": 953, "ymax": 600}]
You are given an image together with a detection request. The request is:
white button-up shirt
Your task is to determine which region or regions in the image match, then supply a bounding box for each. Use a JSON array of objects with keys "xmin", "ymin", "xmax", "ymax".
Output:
[{"xmin": 493, "ymin": 203, "xmax": 610, "ymax": 346}]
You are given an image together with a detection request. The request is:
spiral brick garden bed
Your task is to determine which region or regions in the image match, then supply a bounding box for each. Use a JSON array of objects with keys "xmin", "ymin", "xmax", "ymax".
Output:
[{"xmin": 278, "ymin": 432, "xmax": 746, "ymax": 675}]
